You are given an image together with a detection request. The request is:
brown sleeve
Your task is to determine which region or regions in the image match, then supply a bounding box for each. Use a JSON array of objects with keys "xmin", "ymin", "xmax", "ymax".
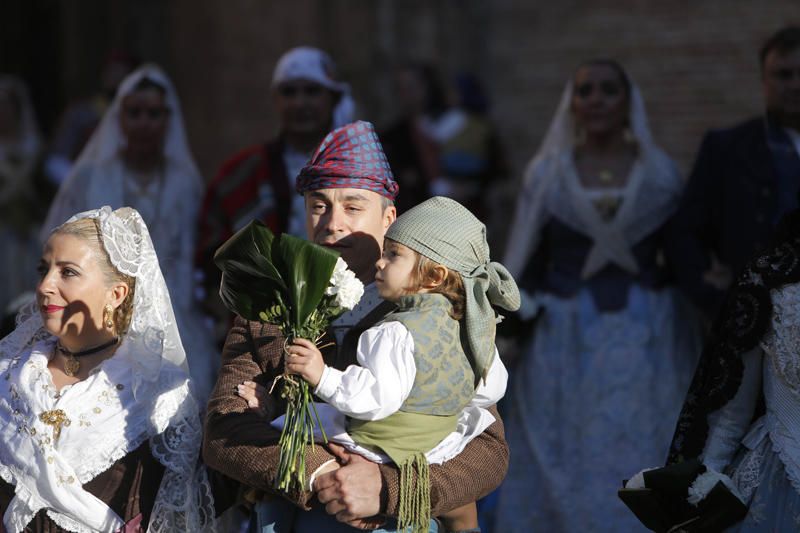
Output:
[
  {"xmin": 378, "ymin": 404, "xmax": 509, "ymax": 518},
  {"xmin": 202, "ymin": 316, "xmax": 338, "ymax": 509}
]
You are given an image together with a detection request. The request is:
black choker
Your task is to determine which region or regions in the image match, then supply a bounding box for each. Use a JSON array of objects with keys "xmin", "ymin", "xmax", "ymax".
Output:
[{"xmin": 57, "ymin": 337, "xmax": 120, "ymax": 376}]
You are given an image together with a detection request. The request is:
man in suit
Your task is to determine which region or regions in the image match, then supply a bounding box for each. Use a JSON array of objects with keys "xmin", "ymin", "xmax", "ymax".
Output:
[
  {"xmin": 203, "ymin": 121, "xmax": 508, "ymax": 532},
  {"xmin": 668, "ymin": 26, "xmax": 800, "ymax": 317}
]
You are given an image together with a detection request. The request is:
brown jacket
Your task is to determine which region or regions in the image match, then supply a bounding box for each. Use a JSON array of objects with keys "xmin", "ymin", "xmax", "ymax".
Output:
[{"xmin": 202, "ymin": 304, "xmax": 509, "ymax": 518}]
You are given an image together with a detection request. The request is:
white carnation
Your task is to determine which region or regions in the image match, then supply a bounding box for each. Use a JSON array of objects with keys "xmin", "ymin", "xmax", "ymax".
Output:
[{"xmin": 325, "ymin": 257, "xmax": 364, "ymax": 310}]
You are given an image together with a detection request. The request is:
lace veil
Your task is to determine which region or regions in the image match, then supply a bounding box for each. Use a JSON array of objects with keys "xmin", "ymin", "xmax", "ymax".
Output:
[
  {"xmin": 503, "ymin": 73, "xmax": 683, "ymax": 279},
  {"xmin": 0, "ymin": 206, "xmax": 214, "ymax": 532},
  {"xmin": 41, "ymin": 63, "xmax": 202, "ymax": 239}
]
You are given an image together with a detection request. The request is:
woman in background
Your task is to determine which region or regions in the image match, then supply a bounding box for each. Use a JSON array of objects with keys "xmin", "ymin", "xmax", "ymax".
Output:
[
  {"xmin": 495, "ymin": 60, "xmax": 700, "ymax": 532},
  {"xmin": 42, "ymin": 64, "xmax": 217, "ymax": 402}
]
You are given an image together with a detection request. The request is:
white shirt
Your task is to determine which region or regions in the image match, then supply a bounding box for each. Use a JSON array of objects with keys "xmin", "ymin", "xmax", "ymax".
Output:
[
  {"xmin": 328, "ymin": 282, "xmax": 383, "ymax": 345},
  {"xmin": 271, "ymin": 293, "xmax": 507, "ymax": 477}
]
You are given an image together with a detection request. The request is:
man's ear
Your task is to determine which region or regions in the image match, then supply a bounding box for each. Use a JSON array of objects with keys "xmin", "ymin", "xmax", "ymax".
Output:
[{"xmin": 382, "ymin": 204, "xmax": 397, "ymax": 231}]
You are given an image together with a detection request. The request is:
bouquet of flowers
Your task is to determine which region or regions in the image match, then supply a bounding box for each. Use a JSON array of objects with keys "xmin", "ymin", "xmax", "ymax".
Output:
[{"xmin": 214, "ymin": 220, "xmax": 364, "ymax": 493}]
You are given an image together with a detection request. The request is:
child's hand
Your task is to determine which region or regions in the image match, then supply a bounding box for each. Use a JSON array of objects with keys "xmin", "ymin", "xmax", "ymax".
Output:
[
  {"xmin": 236, "ymin": 381, "xmax": 268, "ymax": 417},
  {"xmin": 285, "ymin": 338, "xmax": 325, "ymax": 387}
]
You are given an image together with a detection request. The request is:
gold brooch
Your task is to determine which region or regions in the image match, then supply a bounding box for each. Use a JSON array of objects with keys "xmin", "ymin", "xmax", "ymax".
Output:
[{"xmin": 39, "ymin": 409, "xmax": 71, "ymax": 443}]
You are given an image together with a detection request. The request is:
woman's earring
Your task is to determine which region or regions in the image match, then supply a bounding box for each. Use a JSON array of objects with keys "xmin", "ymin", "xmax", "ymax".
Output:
[{"xmin": 104, "ymin": 304, "xmax": 115, "ymax": 330}]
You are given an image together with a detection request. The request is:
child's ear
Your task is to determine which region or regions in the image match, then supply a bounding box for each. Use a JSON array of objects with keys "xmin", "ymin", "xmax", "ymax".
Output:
[{"xmin": 426, "ymin": 265, "xmax": 448, "ymax": 289}]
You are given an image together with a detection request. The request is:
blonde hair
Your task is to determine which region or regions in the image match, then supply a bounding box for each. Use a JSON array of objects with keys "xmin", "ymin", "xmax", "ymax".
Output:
[
  {"xmin": 53, "ymin": 218, "xmax": 136, "ymax": 334},
  {"xmin": 406, "ymin": 253, "xmax": 465, "ymax": 320}
]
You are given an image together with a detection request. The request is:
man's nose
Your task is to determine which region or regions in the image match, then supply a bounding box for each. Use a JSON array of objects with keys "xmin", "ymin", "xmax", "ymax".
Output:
[{"xmin": 325, "ymin": 205, "xmax": 345, "ymax": 232}]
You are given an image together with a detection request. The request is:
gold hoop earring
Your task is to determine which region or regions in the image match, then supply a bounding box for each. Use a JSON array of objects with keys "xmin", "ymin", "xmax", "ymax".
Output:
[{"xmin": 104, "ymin": 304, "xmax": 115, "ymax": 330}]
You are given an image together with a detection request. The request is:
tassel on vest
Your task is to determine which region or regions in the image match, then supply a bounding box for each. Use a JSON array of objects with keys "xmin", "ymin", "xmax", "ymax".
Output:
[{"xmin": 397, "ymin": 452, "xmax": 431, "ymax": 533}]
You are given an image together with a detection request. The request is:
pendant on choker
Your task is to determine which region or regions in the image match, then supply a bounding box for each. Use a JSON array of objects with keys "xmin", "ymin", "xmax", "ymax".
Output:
[
  {"xmin": 598, "ymin": 170, "xmax": 614, "ymax": 183},
  {"xmin": 57, "ymin": 337, "xmax": 120, "ymax": 377}
]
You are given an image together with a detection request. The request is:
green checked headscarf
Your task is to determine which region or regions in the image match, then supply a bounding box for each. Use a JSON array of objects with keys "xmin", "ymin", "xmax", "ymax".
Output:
[{"xmin": 386, "ymin": 196, "xmax": 521, "ymax": 384}]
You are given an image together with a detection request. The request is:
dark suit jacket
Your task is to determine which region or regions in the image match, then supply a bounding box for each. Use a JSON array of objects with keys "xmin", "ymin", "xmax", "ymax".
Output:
[
  {"xmin": 666, "ymin": 117, "xmax": 780, "ymax": 315},
  {"xmin": 202, "ymin": 303, "xmax": 510, "ymax": 519}
]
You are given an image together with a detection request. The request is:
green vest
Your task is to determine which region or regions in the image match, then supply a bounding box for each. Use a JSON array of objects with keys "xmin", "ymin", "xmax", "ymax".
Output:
[
  {"xmin": 389, "ymin": 293, "xmax": 475, "ymax": 416},
  {"xmin": 347, "ymin": 294, "xmax": 476, "ymax": 533}
]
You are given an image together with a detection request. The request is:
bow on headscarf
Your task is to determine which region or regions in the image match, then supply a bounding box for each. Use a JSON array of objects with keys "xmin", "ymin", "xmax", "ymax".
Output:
[{"xmin": 386, "ymin": 196, "xmax": 520, "ymax": 383}]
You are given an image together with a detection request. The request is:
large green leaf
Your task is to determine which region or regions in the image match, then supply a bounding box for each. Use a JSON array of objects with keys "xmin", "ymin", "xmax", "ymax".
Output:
[
  {"xmin": 214, "ymin": 221, "xmax": 287, "ymax": 320},
  {"xmin": 273, "ymin": 233, "xmax": 340, "ymax": 330},
  {"xmin": 214, "ymin": 221, "xmax": 284, "ymax": 286}
]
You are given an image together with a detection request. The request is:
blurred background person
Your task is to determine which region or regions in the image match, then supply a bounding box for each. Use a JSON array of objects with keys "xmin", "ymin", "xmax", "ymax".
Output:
[
  {"xmin": 0, "ymin": 75, "xmax": 43, "ymax": 330},
  {"xmin": 667, "ymin": 26, "xmax": 800, "ymax": 320},
  {"xmin": 195, "ymin": 46, "xmax": 354, "ymax": 343},
  {"xmin": 43, "ymin": 50, "xmax": 137, "ymax": 188},
  {"xmin": 41, "ymin": 63, "xmax": 218, "ymax": 403},
  {"xmin": 495, "ymin": 60, "xmax": 701, "ymax": 532},
  {"xmin": 380, "ymin": 65, "xmax": 508, "ymax": 233},
  {"xmin": 380, "ymin": 62, "xmax": 445, "ymax": 214},
  {"xmin": 443, "ymin": 71, "xmax": 510, "ymax": 254}
]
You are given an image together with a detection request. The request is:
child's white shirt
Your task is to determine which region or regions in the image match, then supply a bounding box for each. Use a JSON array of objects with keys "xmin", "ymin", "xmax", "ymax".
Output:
[{"xmin": 270, "ymin": 320, "xmax": 507, "ymax": 466}]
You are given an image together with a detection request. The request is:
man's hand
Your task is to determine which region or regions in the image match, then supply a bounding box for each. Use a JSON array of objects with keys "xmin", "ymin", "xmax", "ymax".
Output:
[
  {"xmin": 313, "ymin": 443, "xmax": 384, "ymax": 525},
  {"xmin": 285, "ymin": 338, "xmax": 326, "ymax": 387}
]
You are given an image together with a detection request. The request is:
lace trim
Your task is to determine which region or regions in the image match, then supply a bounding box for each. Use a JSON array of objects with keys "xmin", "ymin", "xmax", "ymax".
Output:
[
  {"xmin": 45, "ymin": 509, "xmax": 98, "ymax": 533},
  {"xmin": 767, "ymin": 421, "xmax": 800, "ymax": 497},
  {"xmin": 0, "ymin": 463, "xmax": 39, "ymax": 532},
  {"xmin": 763, "ymin": 283, "xmax": 800, "ymax": 397},
  {"xmin": 730, "ymin": 445, "xmax": 764, "ymax": 502}
]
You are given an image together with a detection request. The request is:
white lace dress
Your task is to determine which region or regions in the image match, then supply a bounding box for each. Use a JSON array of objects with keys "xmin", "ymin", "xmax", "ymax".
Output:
[
  {"xmin": 496, "ymin": 162, "xmax": 700, "ymax": 532},
  {"xmin": 697, "ymin": 282, "xmax": 800, "ymax": 531},
  {"xmin": 495, "ymin": 285, "xmax": 700, "ymax": 532}
]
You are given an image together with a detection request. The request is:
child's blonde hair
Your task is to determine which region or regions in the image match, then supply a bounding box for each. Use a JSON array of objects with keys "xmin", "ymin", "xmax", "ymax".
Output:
[{"xmin": 406, "ymin": 252, "xmax": 465, "ymax": 321}]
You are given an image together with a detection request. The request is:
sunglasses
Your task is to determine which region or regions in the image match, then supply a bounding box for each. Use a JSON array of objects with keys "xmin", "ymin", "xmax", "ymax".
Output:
[{"xmin": 574, "ymin": 81, "xmax": 624, "ymax": 99}]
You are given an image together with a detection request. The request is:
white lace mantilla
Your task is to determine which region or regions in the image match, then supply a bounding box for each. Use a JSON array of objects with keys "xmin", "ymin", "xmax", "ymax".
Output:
[{"xmin": 0, "ymin": 207, "xmax": 215, "ymax": 532}]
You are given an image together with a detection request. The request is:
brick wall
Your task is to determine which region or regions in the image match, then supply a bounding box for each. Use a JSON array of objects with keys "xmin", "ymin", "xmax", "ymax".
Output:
[
  {"xmin": 162, "ymin": 0, "xmax": 800, "ymax": 188},
  {"xmin": 43, "ymin": 0, "xmax": 800, "ymax": 197}
]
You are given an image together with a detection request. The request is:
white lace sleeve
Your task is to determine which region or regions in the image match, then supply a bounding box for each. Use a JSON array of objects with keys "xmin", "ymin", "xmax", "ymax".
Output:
[{"xmin": 701, "ymin": 347, "xmax": 763, "ymax": 472}]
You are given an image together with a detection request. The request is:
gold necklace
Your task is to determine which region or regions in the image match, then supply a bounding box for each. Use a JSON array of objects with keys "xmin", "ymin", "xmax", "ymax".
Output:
[{"xmin": 57, "ymin": 337, "xmax": 120, "ymax": 377}]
